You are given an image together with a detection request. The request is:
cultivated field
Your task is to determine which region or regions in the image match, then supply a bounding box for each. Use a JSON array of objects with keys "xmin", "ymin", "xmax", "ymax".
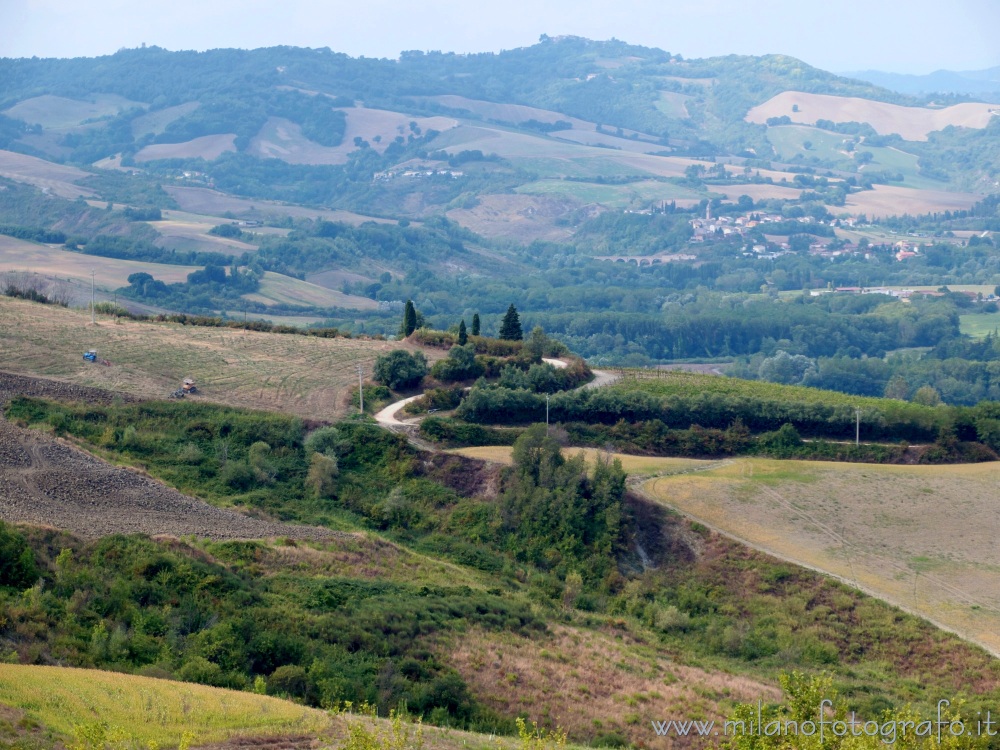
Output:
[
  {"xmin": 960, "ymin": 311, "xmax": 1000, "ymax": 337},
  {"xmin": 163, "ymin": 185, "xmax": 395, "ymax": 224},
  {"xmin": 0, "ymin": 664, "xmax": 330, "ymax": 747},
  {"xmin": 655, "ymin": 90, "xmax": 692, "ymax": 118},
  {"xmin": 0, "ymin": 148, "xmax": 94, "ymax": 199},
  {"xmin": 515, "ymin": 178, "xmax": 703, "ymax": 208},
  {"xmin": 836, "ymin": 184, "xmax": 980, "ymax": 218},
  {"xmin": 0, "ymin": 234, "xmax": 199, "ymax": 287},
  {"xmin": 248, "ymin": 116, "xmax": 347, "ymax": 165},
  {"xmin": 130, "ymin": 101, "xmax": 200, "ymax": 137},
  {"xmin": 423, "ymin": 94, "xmax": 595, "ymax": 130},
  {"xmin": 708, "ymin": 182, "xmax": 804, "ymax": 203},
  {"xmin": 747, "ymin": 91, "xmax": 1000, "ymax": 141},
  {"xmin": 448, "ymin": 445, "xmax": 708, "ymax": 476},
  {"xmin": 2, "ymin": 94, "xmax": 146, "ymax": 130},
  {"xmin": 0, "ymin": 296, "xmax": 439, "ymax": 419},
  {"xmin": 152, "ymin": 211, "xmax": 260, "ymax": 255},
  {"xmin": 246, "ymin": 271, "xmax": 378, "ymax": 310},
  {"xmin": 134, "ymin": 134, "xmax": 237, "ymax": 162},
  {"xmin": 641, "ymin": 458, "xmax": 1000, "ymax": 656},
  {"xmin": 0, "ymin": 382, "xmax": 333, "ymax": 540}
]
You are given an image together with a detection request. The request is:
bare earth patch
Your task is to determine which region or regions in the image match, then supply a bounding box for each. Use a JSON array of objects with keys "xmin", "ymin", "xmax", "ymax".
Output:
[
  {"xmin": 447, "ymin": 194, "xmax": 578, "ymax": 243},
  {"xmin": 135, "ymin": 134, "xmax": 237, "ymax": 162},
  {"xmin": 641, "ymin": 458, "xmax": 1000, "ymax": 656},
  {"xmin": 836, "ymin": 184, "xmax": 980, "ymax": 218}
]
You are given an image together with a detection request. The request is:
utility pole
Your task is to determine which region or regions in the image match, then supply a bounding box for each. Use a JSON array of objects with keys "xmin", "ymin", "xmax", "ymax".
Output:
[
  {"xmin": 855, "ymin": 407, "xmax": 861, "ymax": 446},
  {"xmin": 90, "ymin": 269, "xmax": 96, "ymax": 325},
  {"xmin": 357, "ymin": 363, "xmax": 365, "ymax": 414}
]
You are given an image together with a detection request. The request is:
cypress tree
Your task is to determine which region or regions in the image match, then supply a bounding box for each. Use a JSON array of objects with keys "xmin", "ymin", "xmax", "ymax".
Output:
[
  {"xmin": 401, "ymin": 300, "xmax": 417, "ymax": 337},
  {"xmin": 458, "ymin": 319, "xmax": 468, "ymax": 345},
  {"xmin": 471, "ymin": 313, "xmax": 480, "ymax": 336},
  {"xmin": 498, "ymin": 304, "xmax": 523, "ymax": 341}
]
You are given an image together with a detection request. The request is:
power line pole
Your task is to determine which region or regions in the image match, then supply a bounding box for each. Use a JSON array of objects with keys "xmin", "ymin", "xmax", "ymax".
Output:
[
  {"xmin": 357, "ymin": 363, "xmax": 365, "ymax": 414},
  {"xmin": 855, "ymin": 407, "xmax": 861, "ymax": 446},
  {"xmin": 90, "ymin": 269, "xmax": 96, "ymax": 325}
]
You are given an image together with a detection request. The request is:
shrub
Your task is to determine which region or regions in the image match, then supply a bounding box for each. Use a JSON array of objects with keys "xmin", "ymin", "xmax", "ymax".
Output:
[
  {"xmin": 373, "ymin": 350, "xmax": 428, "ymax": 390},
  {"xmin": 430, "ymin": 345, "xmax": 484, "ymax": 382},
  {"xmin": 0, "ymin": 522, "xmax": 38, "ymax": 589}
]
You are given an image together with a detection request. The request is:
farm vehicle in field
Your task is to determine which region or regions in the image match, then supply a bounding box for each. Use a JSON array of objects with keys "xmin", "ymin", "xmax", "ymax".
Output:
[
  {"xmin": 83, "ymin": 350, "xmax": 111, "ymax": 366},
  {"xmin": 168, "ymin": 378, "xmax": 198, "ymax": 399}
]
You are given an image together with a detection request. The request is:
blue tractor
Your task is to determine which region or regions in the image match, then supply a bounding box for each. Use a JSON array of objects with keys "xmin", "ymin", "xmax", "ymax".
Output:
[{"xmin": 83, "ymin": 349, "xmax": 98, "ymax": 362}]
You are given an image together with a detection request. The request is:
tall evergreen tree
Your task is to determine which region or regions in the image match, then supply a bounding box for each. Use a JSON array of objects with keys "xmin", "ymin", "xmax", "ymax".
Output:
[
  {"xmin": 471, "ymin": 313, "xmax": 481, "ymax": 337},
  {"xmin": 498, "ymin": 304, "xmax": 522, "ymax": 341},
  {"xmin": 458, "ymin": 319, "xmax": 468, "ymax": 345},
  {"xmin": 401, "ymin": 300, "xmax": 417, "ymax": 337}
]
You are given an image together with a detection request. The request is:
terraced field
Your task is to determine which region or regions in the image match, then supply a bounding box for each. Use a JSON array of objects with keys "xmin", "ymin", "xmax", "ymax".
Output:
[{"xmin": 0, "ymin": 296, "xmax": 440, "ymax": 419}]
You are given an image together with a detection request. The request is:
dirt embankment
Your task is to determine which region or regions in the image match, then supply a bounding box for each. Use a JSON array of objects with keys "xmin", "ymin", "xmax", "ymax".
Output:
[{"xmin": 0, "ymin": 371, "xmax": 338, "ymax": 541}]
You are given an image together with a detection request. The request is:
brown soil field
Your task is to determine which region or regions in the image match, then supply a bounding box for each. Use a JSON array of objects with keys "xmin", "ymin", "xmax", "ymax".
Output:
[
  {"xmin": 0, "ymin": 372, "xmax": 334, "ymax": 541},
  {"xmin": 0, "ymin": 295, "xmax": 440, "ymax": 420},
  {"xmin": 135, "ymin": 134, "xmax": 237, "ymax": 162},
  {"xmin": 549, "ymin": 129, "xmax": 669, "ymax": 153},
  {"xmin": 836, "ymin": 184, "xmax": 980, "ymax": 218},
  {"xmin": 0, "ymin": 148, "xmax": 94, "ymax": 199},
  {"xmin": 640, "ymin": 458, "xmax": 1000, "ymax": 657},
  {"xmin": 446, "ymin": 194, "xmax": 577, "ymax": 243},
  {"xmin": 163, "ymin": 186, "xmax": 395, "ymax": 224},
  {"xmin": 447, "ymin": 624, "xmax": 779, "ymax": 749},
  {"xmin": 747, "ymin": 91, "xmax": 1000, "ymax": 141}
]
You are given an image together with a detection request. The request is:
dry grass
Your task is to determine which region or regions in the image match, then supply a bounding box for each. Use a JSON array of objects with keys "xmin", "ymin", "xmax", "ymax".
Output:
[
  {"xmin": 747, "ymin": 91, "xmax": 1000, "ymax": 141},
  {"xmin": 641, "ymin": 458, "xmax": 1000, "ymax": 656},
  {"xmin": 135, "ymin": 134, "xmax": 237, "ymax": 162},
  {"xmin": 246, "ymin": 271, "xmax": 377, "ymax": 310},
  {"xmin": 447, "ymin": 625, "xmax": 780, "ymax": 748},
  {"xmin": 0, "ymin": 295, "xmax": 440, "ymax": 419},
  {"xmin": 0, "ymin": 148, "xmax": 94, "ymax": 199},
  {"xmin": 0, "ymin": 663, "xmax": 329, "ymax": 747},
  {"xmin": 0, "ymin": 234, "xmax": 199, "ymax": 287},
  {"xmin": 713, "ymin": 183, "xmax": 804, "ymax": 202},
  {"xmin": 131, "ymin": 102, "xmax": 201, "ymax": 138},
  {"xmin": 447, "ymin": 446, "xmax": 708, "ymax": 476},
  {"xmin": 836, "ymin": 184, "xmax": 980, "ymax": 218}
]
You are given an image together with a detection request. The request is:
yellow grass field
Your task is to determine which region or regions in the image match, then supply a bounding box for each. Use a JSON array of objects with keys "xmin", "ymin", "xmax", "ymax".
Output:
[
  {"xmin": 447, "ymin": 193, "xmax": 577, "ymax": 243},
  {"xmin": 747, "ymin": 91, "xmax": 1000, "ymax": 141},
  {"xmin": 130, "ymin": 102, "xmax": 200, "ymax": 137},
  {"xmin": 640, "ymin": 458, "xmax": 1000, "ymax": 657},
  {"xmin": 0, "ymin": 664, "xmax": 329, "ymax": 747},
  {"xmin": 135, "ymin": 134, "xmax": 237, "ymax": 162},
  {"xmin": 448, "ymin": 445, "xmax": 709, "ymax": 476},
  {"xmin": 248, "ymin": 116, "xmax": 348, "ymax": 165},
  {"xmin": 0, "ymin": 148, "xmax": 94, "ymax": 199},
  {"xmin": 0, "ymin": 295, "xmax": 441, "ymax": 419},
  {"xmin": 150, "ymin": 212, "xmax": 260, "ymax": 256}
]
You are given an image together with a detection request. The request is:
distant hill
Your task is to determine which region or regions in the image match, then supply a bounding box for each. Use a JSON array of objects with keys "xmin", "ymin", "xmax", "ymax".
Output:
[{"xmin": 844, "ymin": 66, "xmax": 1000, "ymax": 97}]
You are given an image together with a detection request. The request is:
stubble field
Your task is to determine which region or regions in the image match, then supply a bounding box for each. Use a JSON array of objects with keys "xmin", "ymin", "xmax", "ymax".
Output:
[
  {"xmin": 0, "ymin": 296, "xmax": 438, "ymax": 419},
  {"xmin": 640, "ymin": 457, "xmax": 1000, "ymax": 656}
]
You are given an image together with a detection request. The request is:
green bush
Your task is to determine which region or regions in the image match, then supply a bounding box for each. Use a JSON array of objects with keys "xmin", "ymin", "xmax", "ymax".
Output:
[{"xmin": 373, "ymin": 350, "xmax": 428, "ymax": 390}]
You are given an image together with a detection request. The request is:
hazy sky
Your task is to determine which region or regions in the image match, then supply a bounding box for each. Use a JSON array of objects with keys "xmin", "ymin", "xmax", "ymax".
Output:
[{"xmin": 2, "ymin": 0, "xmax": 998, "ymax": 74}]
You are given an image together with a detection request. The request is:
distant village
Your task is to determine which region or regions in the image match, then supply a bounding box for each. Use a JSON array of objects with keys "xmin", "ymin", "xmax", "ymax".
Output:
[{"xmin": 597, "ymin": 206, "xmax": 993, "ymax": 267}]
